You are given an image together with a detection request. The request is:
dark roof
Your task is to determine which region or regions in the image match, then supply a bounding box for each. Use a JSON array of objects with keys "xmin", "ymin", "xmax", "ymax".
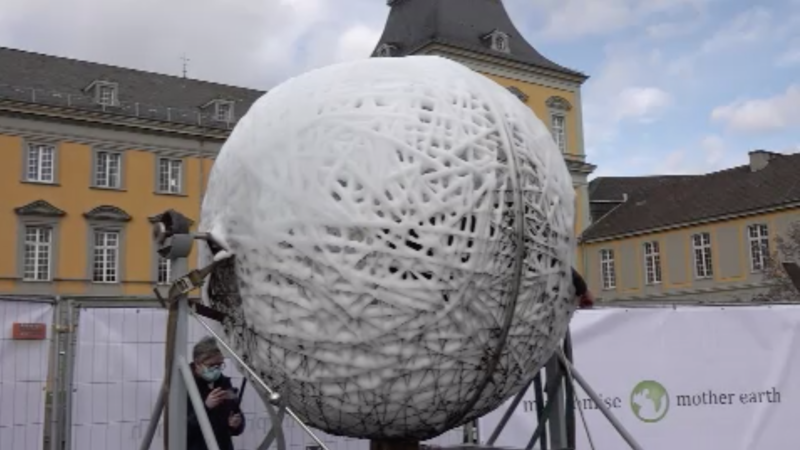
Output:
[
  {"xmin": 0, "ymin": 46, "xmax": 265, "ymax": 129},
  {"xmin": 587, "ymin": 176, "xmax": 694, "ymax": 224},
  {"xmin": 374, "ymin": 0, "xmax": 587, "ymax": 79},
  {"xmin": 581, "ymin": 152, "xmax": 800, "ymax": 242}
]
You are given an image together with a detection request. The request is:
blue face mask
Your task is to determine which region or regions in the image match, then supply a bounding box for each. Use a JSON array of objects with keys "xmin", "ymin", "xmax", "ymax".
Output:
[{"xmin": 200, "ymin": 366, "xmax": 222, "ymax": 382}]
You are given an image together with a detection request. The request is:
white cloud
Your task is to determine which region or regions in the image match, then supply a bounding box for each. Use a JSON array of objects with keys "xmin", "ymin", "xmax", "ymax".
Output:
[
  {"xmin": 711, "ymin": 85, "xmax": 800, "ymax": 133},
  {"xmin": 333, "ymin": 24, "xmax": 382, "ymax": 63},
  {"xmin": 532, "ymin": 0, "xmax": 711, "ymax": 40},
  {"xmin": 597, "ymin": 134, "xmax": 743, "ymax": 176},
  {"xmin": 615, "ymin": 87, "xmax": 673, "ymax": 122},
  {"xmin": 700, "ymin": 6, "xmax": 773, "ymax": 53},
  {"xmin": 582, "ymin": 44, "xmax": 674, "ymax": 156}
]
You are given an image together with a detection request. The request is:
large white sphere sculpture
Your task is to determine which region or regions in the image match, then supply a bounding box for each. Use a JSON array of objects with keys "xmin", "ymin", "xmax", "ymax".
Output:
[{"xmin": 199, "ymin": 55, "xmax": 577, "ymax": 440}]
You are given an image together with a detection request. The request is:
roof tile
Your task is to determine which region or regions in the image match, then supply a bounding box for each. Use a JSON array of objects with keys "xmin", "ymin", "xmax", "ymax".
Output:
[
  {"xmin": 582, "ymin": 152, "xmax": 800, "ymax": 242},
  {"xmin": 0, "ymin": 46, "xmax": 264, "ymax": 128},
  {"xmin": 374, "ymin": 0, "xmax": 587, "ymax": 79}
]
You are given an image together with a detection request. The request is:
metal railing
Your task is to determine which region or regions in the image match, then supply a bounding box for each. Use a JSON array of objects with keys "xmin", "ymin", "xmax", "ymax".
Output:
[{"xmin": 0, "ymin": 82, "xmax": 244, "ymax": 131}]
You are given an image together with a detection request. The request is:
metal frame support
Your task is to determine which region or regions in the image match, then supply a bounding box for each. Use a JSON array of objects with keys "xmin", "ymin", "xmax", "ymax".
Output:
[
  {"xmin": 545, "ymin": 356, "xmax": 567, "ymax": 449},
  {"xmin": 556, "ymin": 350, "xmax": 644, "ymax": 450},
  {"xmin": 257, "ymin": 400, "xmax": 288, "ymax": 450},
  {"xmin": 485, "ymin": 378, "xmax": 534, "ymax": 445},
  {"xmin": 140, "ymin": 209, "xmax": 332, "ymax": 450},
  {"xmin": 525, "ymin": 367, "xmax": 564, "ymax": 450},
  {"xmin": 179, "ymin": 356, "xmax": 222, "ymax": 450},
  {"xmin": 485, "ymin": 332, "xmax": 644, "ymax": 450},
  {"xmin": 168, "ymin": 254, "xmax": 190, "ymax": 450}
]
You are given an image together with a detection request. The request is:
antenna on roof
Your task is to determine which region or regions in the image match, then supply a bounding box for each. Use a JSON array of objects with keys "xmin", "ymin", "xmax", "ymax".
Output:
[{"xmin": 180, "ymin": 54, "xmax": 190, "ymax": 78}]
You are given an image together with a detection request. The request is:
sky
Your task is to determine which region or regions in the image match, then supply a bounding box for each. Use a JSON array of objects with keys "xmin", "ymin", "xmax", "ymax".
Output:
[{"xmin": 0, "ymin": 0, "xmax": 798, "ymax": 179}]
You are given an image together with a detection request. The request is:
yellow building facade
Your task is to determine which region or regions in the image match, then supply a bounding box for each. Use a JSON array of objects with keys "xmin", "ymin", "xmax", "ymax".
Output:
[
  {"xmin": 579, "ymin": 151, "xmax": 800, "ymax": 302},
  {"xmin": 0, "ymin": 134, "xmax": 208, "ymax": 296},
  {"xmin": 0, "ymin": 45, "xmax": 262, "ymax": 297}
]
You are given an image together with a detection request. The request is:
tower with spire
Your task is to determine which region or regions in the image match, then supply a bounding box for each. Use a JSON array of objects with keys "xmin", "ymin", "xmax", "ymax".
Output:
[{"xmin": 372, "ymin": 0, "xmax": 596, "ymax": 247}]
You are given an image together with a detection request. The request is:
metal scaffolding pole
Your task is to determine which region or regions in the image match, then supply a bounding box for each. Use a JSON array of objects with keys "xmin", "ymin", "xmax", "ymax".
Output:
[
  {"xmin": 179, "ymin": 356, "xmax": 221, "ymax": 450},
  {"xmin": 556, "ymin": 350, "xmax": 644, "ymax": 450},
  {"xmin": 545, "ymin": 355, "xmax": 567, "ymax": 450},
  {"xmin": 168, "ymin": 255, "xmax": 190, "ymax": 450}
]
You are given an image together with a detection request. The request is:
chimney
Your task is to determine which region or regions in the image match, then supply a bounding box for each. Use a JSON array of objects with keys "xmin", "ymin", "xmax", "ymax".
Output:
[{"xmin": 749, "ymin": 149, "xmax": 776, "ymax": 172}]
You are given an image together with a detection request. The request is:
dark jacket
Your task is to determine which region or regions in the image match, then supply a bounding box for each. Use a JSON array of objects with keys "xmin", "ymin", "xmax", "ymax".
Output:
[
  {"xmin": 572, "ymin": 268, "xmax": 593, "ymax": 309},
  {"xmin": 187, "ymin": 366, "xmax": 246, "ymax": 450}
]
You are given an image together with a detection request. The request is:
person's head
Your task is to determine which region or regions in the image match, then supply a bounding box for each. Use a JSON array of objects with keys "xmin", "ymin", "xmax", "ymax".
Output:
[{"xmin": 192, "ymin": 336, "xmax": 226, "ymax": 382}]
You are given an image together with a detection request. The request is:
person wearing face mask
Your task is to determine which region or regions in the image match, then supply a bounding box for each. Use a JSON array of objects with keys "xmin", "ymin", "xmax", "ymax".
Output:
[{"xmin": 187, "ymin": 336, "xmax": 246, "ymax": 450}]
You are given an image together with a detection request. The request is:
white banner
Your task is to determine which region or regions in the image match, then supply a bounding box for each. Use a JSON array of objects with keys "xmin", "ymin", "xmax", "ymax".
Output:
[
  {"xmin": 70, "ymin": 307, "xmax": 462, "ymax": 450},
  {"xmin": 478, "ymin": 305, "xmax": 800, "ymax": 450},
  {"xmin": 0, "ymin": 299, "xmax": 54, "ymax": 450}
]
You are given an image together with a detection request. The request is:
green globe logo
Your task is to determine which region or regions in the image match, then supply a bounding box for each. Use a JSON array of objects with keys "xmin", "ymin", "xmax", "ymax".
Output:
[{"xmin": 630, "ymin": 380, "xmax": 669, "ymax": 423}]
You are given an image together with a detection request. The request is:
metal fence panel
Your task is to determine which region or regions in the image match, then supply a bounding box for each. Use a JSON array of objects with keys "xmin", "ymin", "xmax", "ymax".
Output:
[
  {"xmin": 68, "ymin": 306, "xmax": 463, "ymax": 450},
  {"xmin": 0, "ymin": 298, "xmax": 55, "ymax": 450}
]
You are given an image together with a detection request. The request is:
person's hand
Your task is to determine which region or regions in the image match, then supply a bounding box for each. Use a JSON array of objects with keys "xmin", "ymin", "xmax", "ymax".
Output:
[
  {"xmin": 205, "ymin": 388, "xmax": 226, "ymax": 409},
  {"xmin": 228, "ymin": 412, "xmax": 242, "ymax": 429}
]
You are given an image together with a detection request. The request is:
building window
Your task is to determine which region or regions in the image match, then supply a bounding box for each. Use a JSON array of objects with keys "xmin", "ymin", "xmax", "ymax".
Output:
[
  {"xmin": 546, "ymin": 96, "xmax": 572, "ymax": 154},
  {"xmin": 600, "ymin": 249, "xmax": 616, "ymax": 290},
  {"xmin": 26, "ymin": 143, "xmax": 55, "ymax": 183},
  {"xmin": 215, "ymin": 101, "xmax": 233, "ymax": 122},
  {"xmin": 157, "ymin": 257, "xmax": 172, "ymax": 285},
  {"xmin": 375, "ymin": 43, "xmax": 397, "ymax": 57},
  {"xmin": 643, "ymin": 241, "xmax": 662, "ymax": 285},
  {"xmin": 98, "ymin": 84, "xmax": 117, "ymax": 106},
  {"xmin": 94, "ymin": 151, "xmax": 122, "ymax": 188},
  {"xmin": 748, "ymin": 224, "xmax": 770, "ymax": 272},
  {"xmin": 93, "ymin": 230, "xmax": 120, "ymax": 283},
  {"xmin": 87, "ymin": 80, "xmax": 119, "ymax": 106},
  {"xmin": 551, "ymin": 115, "xmax": 566, "ymax": 153},
  {"xmin": 23, "ymin": 226, "xmax": 52, "ymax": 281},
  {"xmin": 692, "ymin": 232, "xmax": 713, "ymax": 279},
  {"xmin": 15, "ymin": 200, "xmax": 65, "ymax": 282},
  {"xmin": 202, "ymin": 99, "xmax": 236, "ymax": 123},
  {"xmin": 484, "ymin": 30, "xmax": 510, "ymax": 53},
  {"xmin": 158, "ymin": 158, "xmax": 183, "ymax": 194}
]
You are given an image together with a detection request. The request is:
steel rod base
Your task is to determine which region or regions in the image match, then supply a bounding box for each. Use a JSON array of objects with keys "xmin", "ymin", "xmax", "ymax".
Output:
[{"xmin": 556, "ymin": 350, "xmax": 644, "ymax": 450}]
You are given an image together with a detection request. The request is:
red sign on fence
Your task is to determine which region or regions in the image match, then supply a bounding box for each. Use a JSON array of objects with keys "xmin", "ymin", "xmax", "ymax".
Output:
[{"xmin": 12, "ymin": 322, "xmax": 47, "ymax": 340}]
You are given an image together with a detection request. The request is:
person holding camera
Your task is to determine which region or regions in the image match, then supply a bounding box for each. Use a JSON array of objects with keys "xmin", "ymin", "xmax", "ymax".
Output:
[{"xmin": 187, "ymin": 336, "xmax": 246, "ymax": 450}]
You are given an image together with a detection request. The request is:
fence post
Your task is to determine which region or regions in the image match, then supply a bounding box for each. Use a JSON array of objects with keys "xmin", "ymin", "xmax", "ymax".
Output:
[
  {"xmin": 45, "ymin": 297, "xmax": 62, "ymax": 450},
  {"xmin": 62, "ymin": 300, "xmax": 78, "ymax": 450},
  {"xmin": 47, "ymin": 296, "xmax": 74, "ymax": 450}
]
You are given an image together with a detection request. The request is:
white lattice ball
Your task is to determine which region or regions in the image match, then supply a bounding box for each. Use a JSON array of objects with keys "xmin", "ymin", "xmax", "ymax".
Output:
[{"xmin": 199, "ymin": 55, "xmax": 577, "ymax": 440}]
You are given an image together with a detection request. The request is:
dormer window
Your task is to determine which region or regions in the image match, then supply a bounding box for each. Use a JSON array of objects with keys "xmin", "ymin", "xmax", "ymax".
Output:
[
  {"xmin": 375, "ymin": 43, "xmax": 397, "ymax": 57},
  {"xmin": 85, "ymin": 80, "xmax": 119, "ymax": 107},
  {"xmin": 483, "ymin": 30, "xmax": 510, "ymax": 53},
  {"xmin": 215, "ymin": 101, "xmax": 233, "ymax": 122},
  {"xmin": 203, "ymin": 99, "xmax": 236, "ymax": 122}
]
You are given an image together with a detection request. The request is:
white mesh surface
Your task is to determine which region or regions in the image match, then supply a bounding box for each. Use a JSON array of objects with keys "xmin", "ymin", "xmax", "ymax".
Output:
[{"xmin": 199, "ymin": 55, "xmax": 577, "ymax": 440}]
